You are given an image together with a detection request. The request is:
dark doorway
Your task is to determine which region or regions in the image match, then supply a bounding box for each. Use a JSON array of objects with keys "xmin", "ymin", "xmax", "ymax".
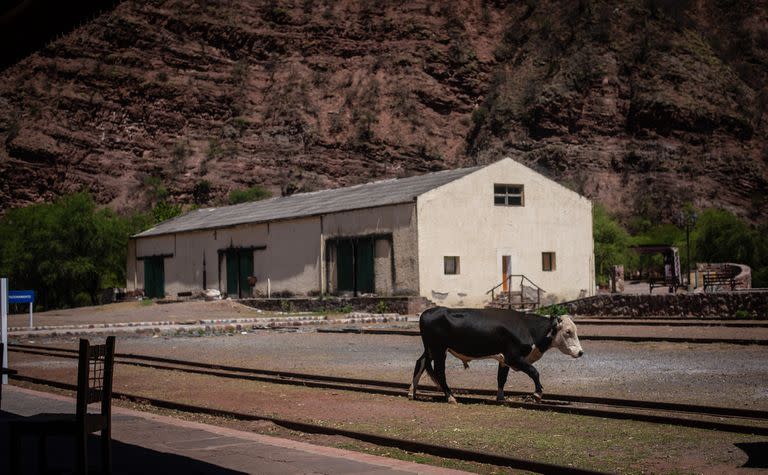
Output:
[
  {"xmin": 144, "ymin": 257, "xmax": 165, "ymax": 299},
  {"xmin": 226, "ymin": 250, "xmax": 254, "ymax": 298},
  {"xmin": 335, "ymin": 237, "xmax": 375, "ymax": 295}
]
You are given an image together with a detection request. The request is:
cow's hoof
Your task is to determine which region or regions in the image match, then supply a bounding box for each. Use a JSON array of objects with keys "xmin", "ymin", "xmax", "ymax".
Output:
[
  {"xmin": 533, "ymin": 392, "xmax": 543, "ymax": 403},
  {"xmin": 447, "ymin": 396, "xmax": 458, "ymax": 405},
  {"xmin": 407, "ymin": 392, "xmax": 414, "ymax": 400}
]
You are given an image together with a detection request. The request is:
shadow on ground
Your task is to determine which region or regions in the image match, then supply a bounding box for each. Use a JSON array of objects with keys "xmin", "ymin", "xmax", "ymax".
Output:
[
  {"xmin": 0, "ymin": 411, "xmax": 245, "ymax": 474},
  {"xmin": 736, "ymin": 442, "xmax": 768, "ymax": 468}
]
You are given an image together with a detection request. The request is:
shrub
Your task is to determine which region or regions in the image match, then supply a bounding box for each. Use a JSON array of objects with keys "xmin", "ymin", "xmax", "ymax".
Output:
[
  {"xmin": 733, "ymin": 309, "xmax": 751, "ymax": 319},
  {"xmin": 376, "ymin": 300, "xmax": 388, "ymax": 314},
  {"xmin": 228, "ymin": 185, "xmax": 271, "ymax": 205},
  {"xmin": 193, "ymin": 180, "xmax": 212, "ymax": 204},
  {"xmin": 538, "ymin": 304, "xmax": 568, "ymax": 317}
]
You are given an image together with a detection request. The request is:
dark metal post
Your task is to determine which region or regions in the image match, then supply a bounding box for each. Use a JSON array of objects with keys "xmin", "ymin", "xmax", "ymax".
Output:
[
  {"xmin": 685, "ymin": 224, "xmax": 691, "ymax": 290},
  {"xmin": 680, "ymin": 210, "xmax": 697, "ymax": 291}
]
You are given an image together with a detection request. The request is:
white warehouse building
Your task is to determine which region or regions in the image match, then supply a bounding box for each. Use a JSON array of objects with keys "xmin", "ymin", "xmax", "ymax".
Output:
[{"xmin": 127, "ymin": 158, "xmax": 595, "ymax": 307}]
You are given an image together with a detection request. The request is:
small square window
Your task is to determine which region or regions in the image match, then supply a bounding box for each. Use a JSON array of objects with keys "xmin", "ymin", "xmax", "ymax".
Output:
[
  {"xmin": 444, "ymin": 256, "xmax": 460, "ymax": 275},
  {"xmin": 494, "ymin": 183, "xmax": 524, "ymax": 206},
  {"xmin": 542, "ymin": 252, "xmax": 556, "ymax": 271}
]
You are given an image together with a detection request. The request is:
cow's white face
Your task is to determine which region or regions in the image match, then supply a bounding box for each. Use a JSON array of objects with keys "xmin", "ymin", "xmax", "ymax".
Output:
[{"xmin": 552, "ymin": 315, "xmax": 583, "ymax": 358}]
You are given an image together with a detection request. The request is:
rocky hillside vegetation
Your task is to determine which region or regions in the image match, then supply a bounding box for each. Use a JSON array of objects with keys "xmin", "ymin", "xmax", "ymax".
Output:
[{"xmin": 0, "ymin": 0, "xmax": 766, "ymax": 223}]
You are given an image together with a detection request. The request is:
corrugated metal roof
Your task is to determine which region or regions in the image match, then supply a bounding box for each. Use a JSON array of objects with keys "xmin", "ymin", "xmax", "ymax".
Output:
[{"xmin": 134, "ymin": 165, "xmax": 482, "ymax": 238}]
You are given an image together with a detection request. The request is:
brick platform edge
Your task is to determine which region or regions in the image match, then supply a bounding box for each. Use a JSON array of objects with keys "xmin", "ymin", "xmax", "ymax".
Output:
[
  {"xmin": 565, "ymin": 291, "xmax": 768, "ymax": 318},
  {"xmin": 238, "ymin": 296, "xmax": 432, "ymax": 315}
]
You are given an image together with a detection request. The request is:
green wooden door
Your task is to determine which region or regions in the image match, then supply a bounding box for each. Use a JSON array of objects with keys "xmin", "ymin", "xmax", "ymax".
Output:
[
  {"xmin": 355, "ymin": 238, "xmax": 374, "ymax": 294},
  {"xmin": 239, "ymin": 251, "xmax": 254, "ymax": 298},
  {"xmin": 337, "ymin": 240, "xmax": 354, "ymax": 292},
  {"xmin": 226, "ymin": 251, "xmax": 238, "ymax": 297},
  {"xmin": 226, "ymin": 250, "xmax": 254, "ymax": 298},
  {"xmin": 144, "ymin": 257, "xmax": 165, "ymax": 299}
]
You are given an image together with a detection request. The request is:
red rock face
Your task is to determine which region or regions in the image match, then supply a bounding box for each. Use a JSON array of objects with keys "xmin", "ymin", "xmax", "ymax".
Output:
[{"xmin": 0, "ymin": 0, "xmax": 766, "ymax": 223}]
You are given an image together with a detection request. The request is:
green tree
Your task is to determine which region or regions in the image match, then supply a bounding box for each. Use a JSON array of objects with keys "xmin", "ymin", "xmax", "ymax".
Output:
[
  {"xmin": 0, "ymin": 193, "xmax": 149, "ymax": 309},
  {"xmin": 693, "ymin": 208, "xmax": 757, "ymax": 265},
  {"xmin": 151, "ymin": 201, "xmax": 182, "ymax": 223},
  {"xmin": 593, "ymin": 204, "xmax": 631, "ymax": 285}
]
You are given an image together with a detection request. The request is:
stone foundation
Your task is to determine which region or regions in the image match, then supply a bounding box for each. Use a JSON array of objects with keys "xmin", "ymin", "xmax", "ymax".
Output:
[
  {"xmin": 566, "ymin": 291, "xmax": 768, "ymax": 318},
  {"xmin": 238, "ymin": 296, "xmax": 432, "ymax": 315}
]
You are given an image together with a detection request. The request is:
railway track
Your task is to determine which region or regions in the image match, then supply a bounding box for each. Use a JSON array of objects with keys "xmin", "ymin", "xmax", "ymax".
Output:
[
  {"xmin": 8, "ymin": 374, "xmax": 607, "ymax": 475},
  {"xmin": 9, "ymin": 343, "xmax": 768, "ymax": 437},
  {"xmin": 315, "ymin": 327, "xmax": 768, "ymax": 345}
]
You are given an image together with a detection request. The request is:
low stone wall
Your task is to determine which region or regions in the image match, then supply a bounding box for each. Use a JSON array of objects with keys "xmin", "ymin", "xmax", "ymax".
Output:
[
  {"xmin": 238, "ymin": 296, "xmax": 431, "ymax": 315},
  {"xmin": 566, "ymin": 291, "xmax": 768, "ymax": 318}
]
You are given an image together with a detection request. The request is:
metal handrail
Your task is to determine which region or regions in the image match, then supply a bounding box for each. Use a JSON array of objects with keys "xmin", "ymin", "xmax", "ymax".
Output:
[
  {"xmin": 486, "ymin": 274, "xmax": 546, "ymax": 310},
  {"xmin": 486, "ymin": 274, "xmax": 545, "ymax": 295}
]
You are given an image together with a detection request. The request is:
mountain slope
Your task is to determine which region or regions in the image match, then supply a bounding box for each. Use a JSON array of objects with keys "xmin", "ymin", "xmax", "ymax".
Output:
[{"xmin": 0, "ymin": 0, "xmax": 766, "ymax": 223}]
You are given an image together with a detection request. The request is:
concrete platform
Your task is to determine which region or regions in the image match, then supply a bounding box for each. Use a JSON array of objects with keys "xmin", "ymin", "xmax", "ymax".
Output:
[{"xmin": 0, "ymin": 386, "xmax": 470, "ymax": 475}]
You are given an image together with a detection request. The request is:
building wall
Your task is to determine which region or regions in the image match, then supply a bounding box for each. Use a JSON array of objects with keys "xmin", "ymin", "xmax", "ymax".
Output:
[
  {"xmin": 127, "ymin": 203, "xmax": 419, "ymax": 298},
  {"xmin": 417, "ymin": 158, "xmax": 594, "ymax": 307},
  {"xmin": 321, "ymin": 203, "xmax": 419, "ymax": 294}
]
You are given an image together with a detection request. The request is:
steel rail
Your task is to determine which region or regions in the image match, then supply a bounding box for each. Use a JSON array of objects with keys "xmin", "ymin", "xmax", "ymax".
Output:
[
  {"xmin": 9, "ymin": 344, "xmax": 768, "ymax": 436},
  {"xmin": 315, "ymin": 328, "xmax": 768, "ymax": 345},
  {"xmin": 9, "ymin": 373, "xmax": 607, "ymax": 475},
  {"xmin": 573, "ymin": 320, "xmax": 768, "ymax": 328}
]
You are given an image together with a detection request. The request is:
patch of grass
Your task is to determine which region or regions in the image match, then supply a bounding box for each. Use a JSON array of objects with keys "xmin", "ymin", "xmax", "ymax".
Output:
[
  {"xmin": 139, "ymin": 299, "xmax": 154, "ymax": 306},
  {"xmin": 733, "ymin": 309, "xmax": 752, "ymax": 319}
]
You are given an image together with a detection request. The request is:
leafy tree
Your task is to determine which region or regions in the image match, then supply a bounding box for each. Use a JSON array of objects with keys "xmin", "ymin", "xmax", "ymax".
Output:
[
  {"xmin": 593, "ymin": 204, "xmax": 632, "ymax": 284},
  {"xmin": 0, "ymin": 193, "xmax": 149, "ymax": 309},
  {"xmin": 151, "ymin": 200, "xmax": 182, "ymax": 223},
  {"xmin": 227, "ymin": 185, "xmax": 271, "ymax": 205},
  {"xmin": 693, "ymin": 208, "xmax": 757, "ymax": 265}
]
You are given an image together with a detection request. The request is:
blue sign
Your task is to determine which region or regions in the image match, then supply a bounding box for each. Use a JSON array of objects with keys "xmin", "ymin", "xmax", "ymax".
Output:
[{"xmin": 8, "ymin": 290, "xmax": 34, "ymax": 304}]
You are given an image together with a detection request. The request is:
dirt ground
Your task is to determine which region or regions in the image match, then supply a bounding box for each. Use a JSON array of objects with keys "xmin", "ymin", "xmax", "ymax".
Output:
[
  {"xmin": 7, "ymin": 330, "xmax": 768, "ymax": 474},
  {"xmin": 12, "ymin": 331, "xmax": 767, "ymax": 410},
  {"xmin": 6, "ymin": 302, "xmax": 768, "ymax": 474}
]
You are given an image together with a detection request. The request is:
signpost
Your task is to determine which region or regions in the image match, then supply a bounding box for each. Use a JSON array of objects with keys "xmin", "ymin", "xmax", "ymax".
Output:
[
  {"xmin": 1, "ymin": 278, "xmax": 8, "ymax": 385},
  {"xmin": 9, "ymin": 290, "xmax": 35, "ymax": 328}
]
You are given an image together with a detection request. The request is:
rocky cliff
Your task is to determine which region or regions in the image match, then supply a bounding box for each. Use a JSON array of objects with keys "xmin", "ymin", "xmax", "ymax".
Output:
[{"xmin": 0, "ymin": 0, "xmax": 766, "ymax": 223}]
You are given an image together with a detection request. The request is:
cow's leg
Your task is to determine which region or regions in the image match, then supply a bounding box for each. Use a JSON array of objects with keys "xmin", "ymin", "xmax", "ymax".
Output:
[
  {"xmin": 508, "ymin": 356, "xmax": 543, "ymax": 402},
  {"xmin": 432, "ymin": 350, "xmax": 456, "ymax": 404},
  {"xmin": 408, "ymin": 352, "xmax": 429, "ymax": 400},
  {"xmin": 496, "ymin": 364, "xmax": 510, "ymax": 401}
]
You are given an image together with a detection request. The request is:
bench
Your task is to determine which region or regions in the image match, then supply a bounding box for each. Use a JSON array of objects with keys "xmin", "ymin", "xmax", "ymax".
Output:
[
  {"xmin": 703, "ymin": 272, "xmax": 737, "ymax": 292},
  {"xmin": 649, "ymin": 277, "xmax": 679, "ymax": 294}
]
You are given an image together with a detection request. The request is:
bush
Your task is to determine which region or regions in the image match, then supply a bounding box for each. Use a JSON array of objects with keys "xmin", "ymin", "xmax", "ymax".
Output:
[
  {"xmin": 538, "ymin": 304, "xmax": 568, "ymax": 317},
  {"xmin": 376, "ymin": 300, "xmax": 388, "ymax": 314},
  {"xmin": 228, "ymin": 186, "xmax": 271, "ymax": 205},
  {"xmin": 193, "ymin": 180, "xmax": 212, "ymax": 205}
]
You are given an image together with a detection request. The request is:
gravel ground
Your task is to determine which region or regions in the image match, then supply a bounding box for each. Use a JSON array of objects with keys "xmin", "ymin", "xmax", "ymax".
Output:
[
  {"xmin": 12, "ymin": 331, "xmax": 768, "ymax": 410},
  {"xmin": 6, "ymin": 300, "xmax": 279, "ymax": 328}
]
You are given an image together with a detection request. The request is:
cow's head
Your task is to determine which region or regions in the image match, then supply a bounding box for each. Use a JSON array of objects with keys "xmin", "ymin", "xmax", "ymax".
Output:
[{"xmin": 550, "ymin": 315, "xmax": 583, "ymax": 358}]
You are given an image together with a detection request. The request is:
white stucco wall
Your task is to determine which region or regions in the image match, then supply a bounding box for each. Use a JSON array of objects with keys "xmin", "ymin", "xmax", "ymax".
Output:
[
  {"xmin": 417, "ymin": 158, "xmax": 594, "ymax": 307},
  {"xmin": 128, "ymin": 219, "xmax": 320, "ymax": 298},
  {"xmin": 127, "ymin": 204, "xmax": 419, "ymax": 298}
]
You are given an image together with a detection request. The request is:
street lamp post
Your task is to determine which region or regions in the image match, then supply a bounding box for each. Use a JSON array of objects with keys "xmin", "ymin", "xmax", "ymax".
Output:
[{"xmin": 680, "ymin": 210, "xmax": 697, "ymax": 290}]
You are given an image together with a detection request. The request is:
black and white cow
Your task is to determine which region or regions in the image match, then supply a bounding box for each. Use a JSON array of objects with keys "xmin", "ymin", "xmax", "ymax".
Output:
[{"xmin": 408, "ymin": 307, "xmax": 583, "ymax": 403}]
